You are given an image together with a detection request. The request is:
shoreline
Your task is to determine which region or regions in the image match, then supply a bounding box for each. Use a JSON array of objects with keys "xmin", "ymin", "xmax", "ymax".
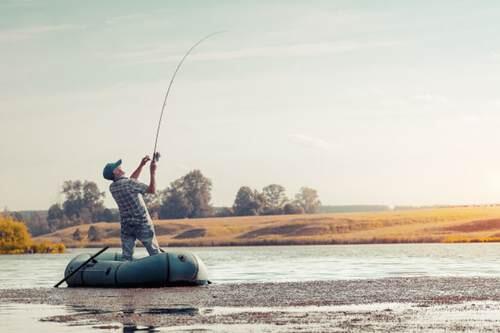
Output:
[
  {"xmin": 38, "ymin": 238, "xmax": 500, "ymax": 250},
  {"xmin": 2, "ymin": 277, "xmax": 500, "ymax": 332},
  {"xmin": 2, "ymin": 240, "xmax": 500, "ymax": 255},
  {"xmin": 4, "ymin": 277, "xmax": 499, "ymax": 307}
]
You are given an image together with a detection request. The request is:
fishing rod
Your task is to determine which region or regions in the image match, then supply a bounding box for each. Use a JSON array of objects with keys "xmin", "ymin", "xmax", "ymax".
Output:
[{"xmin": 152, "ymin": 31, "xmax": 225, "ymax": 162}]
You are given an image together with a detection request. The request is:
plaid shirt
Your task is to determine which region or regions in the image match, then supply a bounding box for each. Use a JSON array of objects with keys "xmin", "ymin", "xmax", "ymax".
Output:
[{"xmin": 110, "ymin": 177, "xmax": 151, "ymax": 224}]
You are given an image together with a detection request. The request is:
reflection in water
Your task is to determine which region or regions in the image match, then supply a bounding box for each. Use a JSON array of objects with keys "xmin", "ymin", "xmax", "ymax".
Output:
[
  {"xmin": 68, "ymin": 303, "xmax": 199, "ymax": 331},
  {"xmin": 122, "ymin": 324, "xmax": 160, "ymax": 332},
  {"xmin": 1, "ymin": 303, "xmax": 104, "ymax": 333},
  {"xmin": 1, "ymin": 302, "xmax": 199, "ymax": 333},
  {"xmin": 142, "ymin": 307, "xmax": 199, "ymax": 315}
]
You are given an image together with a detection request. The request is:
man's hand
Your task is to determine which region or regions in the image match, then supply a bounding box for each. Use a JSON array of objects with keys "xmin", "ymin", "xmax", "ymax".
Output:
[
  {"xmin": 140, "ymin": 155, "xmax": 151, "ymax": 167},
  {"xmin": 150, "ymin": 159, "xmax": 157, "ymax": 174},
  {"xmin": 131, "ymin": 155, "xmax": 151, "ymax": 180}
]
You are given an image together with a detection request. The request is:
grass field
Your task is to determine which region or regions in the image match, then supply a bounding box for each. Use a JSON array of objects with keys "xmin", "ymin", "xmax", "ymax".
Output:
[{"xmin": 35, "ymin": 206, "xmax": 500, "ymax": 247}]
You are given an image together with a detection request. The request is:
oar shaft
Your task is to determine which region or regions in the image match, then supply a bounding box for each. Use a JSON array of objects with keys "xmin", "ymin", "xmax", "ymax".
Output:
[{"xmin": 54, "ymin": 246, "xmax": 109, "ymax": 288}]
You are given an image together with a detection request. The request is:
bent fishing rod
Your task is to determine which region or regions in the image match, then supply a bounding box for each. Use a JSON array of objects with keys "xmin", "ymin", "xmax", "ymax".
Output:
[{"xmin": 152, "ymin": 31, "xmax": 225, "ymax": 162}]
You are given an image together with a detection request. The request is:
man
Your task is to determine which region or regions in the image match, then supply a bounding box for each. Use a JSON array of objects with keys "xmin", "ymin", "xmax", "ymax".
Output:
[{"xmin": 102, "ymin": 156, "xmax": 160, "ymax": 260}]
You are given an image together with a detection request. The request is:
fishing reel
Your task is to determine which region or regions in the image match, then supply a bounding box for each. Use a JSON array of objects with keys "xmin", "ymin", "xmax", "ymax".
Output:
[{"xmin": 153, "ymin": 152, "xmax": 161, "ymax": 162}]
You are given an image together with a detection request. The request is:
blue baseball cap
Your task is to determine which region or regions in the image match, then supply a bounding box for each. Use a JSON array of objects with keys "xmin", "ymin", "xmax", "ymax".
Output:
[{"xmin": 103, "ymin": 159, "xmax": 122, "ymax": 181}]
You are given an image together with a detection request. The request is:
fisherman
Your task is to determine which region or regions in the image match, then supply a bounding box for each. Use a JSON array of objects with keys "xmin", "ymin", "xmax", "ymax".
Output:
[{"xmin": 102, "ymin": 156, "xmax": 160, "ymax": 260}]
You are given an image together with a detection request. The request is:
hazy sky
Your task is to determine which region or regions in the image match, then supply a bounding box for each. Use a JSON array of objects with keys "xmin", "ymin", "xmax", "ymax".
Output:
[{"xmin": 2, "ymin": 0, "xmax": 500, "ymax": 211}]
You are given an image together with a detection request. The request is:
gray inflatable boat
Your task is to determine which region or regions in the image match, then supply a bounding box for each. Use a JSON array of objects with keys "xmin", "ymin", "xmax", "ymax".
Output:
[{"xmin": 64, "ymin": 251, "xmax": 209, "ymax": 288}]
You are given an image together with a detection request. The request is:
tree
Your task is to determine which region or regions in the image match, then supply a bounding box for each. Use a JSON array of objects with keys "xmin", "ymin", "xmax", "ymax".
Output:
[
  {"xmin": 283, "ymin": 203, "xmax": 305, "ymax": 215},
  {"xmin": 159, "ymin": 170, "xmax": 213, "ymax": 219},
  {"xmin": 94, "ymin": 208, "xmax": 118, "ymax": 222},
  {"xmin": 79, "ymin": 207, "xmax": 93, "ymax": 224},
  {"xmin": 26, "ymin": 211, "xmax": 50, "ymax": 236},
  {"xmin": 82, "ymin": 181, "xmax": 105, "ymax": 215},
  {"xmin": 47, "ymin": 203, "xmax": 65, "ymax": 231},
  {"xmin": 160, "ymin": 187, "xmax": 192, "ymax": 219},
  {"xmin": 10, "ymin": 211, "xmax": 24, "ymax": 222},
  {"xmin": 61, "ymin": 180, "xmax": 84, "ymax": 221},
  {"xmin": 261, "ymin": 184, "xmax": 288, "ymax": 215},
  {"xmin": 61, "ymin": 180, "xmax": 105, "ymax": 224},
  {"xmin": 295, "ymin": 187, "xmax": 321, "ymax": 214},
  {"xmin": 73, "ymin": 228, "xmax": 82, "ymax": 241},
  {"xmin": 181, "ymin": 170, "xmax": 213, "ymax": 218},
  {"xmin": 87, "ymin": 225, "xmax": 102, "ymax": 241},
  {"xmin": 214, "ymin": 207, "xmax": 234, "ymax": 217},
  {"xmin": 233, "ymin": 186, "xmax": 264, "ymax": 216},
  {"xmin": 144, "ymin": 192, "xmax": 164, "ymax": 219}
]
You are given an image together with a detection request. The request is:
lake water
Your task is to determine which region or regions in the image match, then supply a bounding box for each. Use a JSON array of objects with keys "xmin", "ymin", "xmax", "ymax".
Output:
[
  {"xmin": 1, "ymin": 243, "xmax": 500, "ymax": 289},
  {"xmin": 2, "ymin": 244, "xmax": 500, "ymax": 332},
  {"xmin": 0, "ymin": 243, "xmax": 500, "ymax": 288}
]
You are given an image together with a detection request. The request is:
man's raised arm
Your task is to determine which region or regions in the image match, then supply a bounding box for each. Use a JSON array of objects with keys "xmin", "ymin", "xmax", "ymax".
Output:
[
  {"xmin": 130, "ymin": 156, "xmax": 150, "ymax": 180},
  {"xmin": 147, "ymin": 159, "xmax": 157, "ymax": 194}
]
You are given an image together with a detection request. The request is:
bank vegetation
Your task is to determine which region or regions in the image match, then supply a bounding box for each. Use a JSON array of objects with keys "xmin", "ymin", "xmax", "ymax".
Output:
[{"xmin": 0, "ymin": 215, "xmax": 65, "ymax": 254}]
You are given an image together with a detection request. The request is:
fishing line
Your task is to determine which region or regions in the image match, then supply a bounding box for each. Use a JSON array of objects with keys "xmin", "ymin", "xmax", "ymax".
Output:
[{"xmin": 152, "ymin": 31, "xmax": 225, "ymax": 162}]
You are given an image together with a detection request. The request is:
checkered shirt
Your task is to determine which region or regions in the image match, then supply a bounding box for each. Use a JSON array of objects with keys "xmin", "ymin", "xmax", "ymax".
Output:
[{"xmin": 110, "ymin": 177, "xmax": 151, "ymax": 224}]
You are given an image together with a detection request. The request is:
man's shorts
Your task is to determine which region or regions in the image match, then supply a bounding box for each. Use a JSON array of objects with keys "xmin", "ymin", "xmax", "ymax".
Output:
[{"xmin": 120, "ymin": 221, "xmax": 160, "ymax": 260}]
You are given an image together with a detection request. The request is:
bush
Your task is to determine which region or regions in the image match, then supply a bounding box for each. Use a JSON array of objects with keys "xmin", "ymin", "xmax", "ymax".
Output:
[
  {"xmin": 73, "ymin": 228, "xmax": 82, "ymax": 241},
  {"xmin": 0, "ymin": 215, "xmax": 32, "ymax": 254},
  {"xmin": 29, "ymin": 240, "xmax": 65, "ymax": 254},
  {"xmin": 0, "ymin": 215, "xmax": 65, "ymax": 254},
  {"xmin": 88, "ymin": 225, "xmax": 103, "ymax": 241}
]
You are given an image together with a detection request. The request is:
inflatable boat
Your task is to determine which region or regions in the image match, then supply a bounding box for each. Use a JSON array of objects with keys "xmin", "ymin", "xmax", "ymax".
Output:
[{"xmin": 63, "ymin": 251, "xmax": 209, "ymax": 288}]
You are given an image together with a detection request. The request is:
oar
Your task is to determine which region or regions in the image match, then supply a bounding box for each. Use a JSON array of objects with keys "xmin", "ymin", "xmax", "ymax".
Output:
[{"xmin": 54, "ymin": 246, "xmax": 109, "ymax": 288}]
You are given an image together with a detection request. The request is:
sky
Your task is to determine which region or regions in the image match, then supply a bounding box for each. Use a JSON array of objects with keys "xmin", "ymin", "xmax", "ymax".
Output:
[{"xmin": 2, "ymin": 0, "xmax": 500, "ymax": 211}]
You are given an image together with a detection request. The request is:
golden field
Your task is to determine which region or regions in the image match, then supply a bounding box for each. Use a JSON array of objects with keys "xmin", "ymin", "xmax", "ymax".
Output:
[{"xmin": 35, "ymin": 206, "xmax": 500, "ymax": 247}]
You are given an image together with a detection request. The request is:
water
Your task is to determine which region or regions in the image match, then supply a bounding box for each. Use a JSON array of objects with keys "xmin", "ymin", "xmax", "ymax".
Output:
[
  {"xmin": 2, "ymin": 244, "xmax": 500, "ymax": 332},
  {"xmin": 1, "ymin": 303, "xmax": 110, "ymax": 333},
  {"xmin": 1, "ymin": 243, "xmax": 500, "ymax": 289}
]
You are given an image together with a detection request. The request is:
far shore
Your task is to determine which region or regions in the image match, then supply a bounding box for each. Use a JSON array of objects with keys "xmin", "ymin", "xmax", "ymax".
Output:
[
  {"xmin": 55, "ymin": 238, "xmax": 500, "ymax": 249},
  {"xmin": 34, "ymin": 206, "xmax": 500, "ymax": 248}
]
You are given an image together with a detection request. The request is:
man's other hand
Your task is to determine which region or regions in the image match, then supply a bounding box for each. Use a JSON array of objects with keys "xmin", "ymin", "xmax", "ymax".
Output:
[{"xmin": 140, "ymin": 155, "xmax": 151, "ymax": 166}]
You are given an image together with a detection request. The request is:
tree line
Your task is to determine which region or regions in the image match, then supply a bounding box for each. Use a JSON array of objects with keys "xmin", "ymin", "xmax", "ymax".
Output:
[
  {"xmin": 45, "ymin": 180, "xmax": 117, "ymax": 232},
  {"xmin": 136, "ymin": 170, "xmax": 321, "ymax": 219},
  {"xmin": 9, "ymin": 170, "xmax": 321, "ymax": 234}
]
